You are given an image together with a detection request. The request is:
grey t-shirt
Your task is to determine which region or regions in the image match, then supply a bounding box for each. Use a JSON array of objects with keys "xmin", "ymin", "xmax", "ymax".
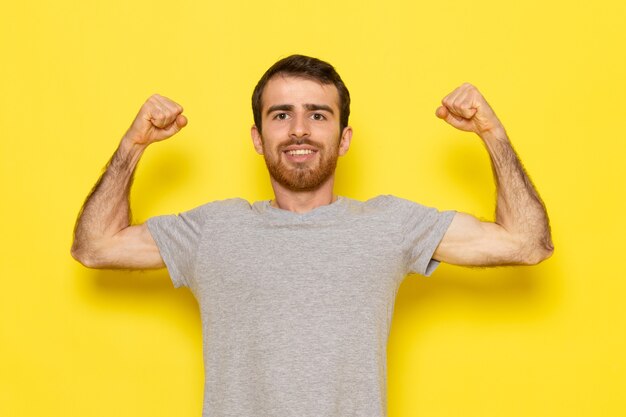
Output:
[{"xmin": 146, "ymin": 194, "xmax": 455, "ymax": 417}]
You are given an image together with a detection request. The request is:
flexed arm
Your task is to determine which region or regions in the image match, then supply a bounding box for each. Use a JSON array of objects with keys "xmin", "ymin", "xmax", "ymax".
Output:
[
  {"xmin": 70, "ymin": 94, "xmax": 187, "ymax": 269},
  {"xmin": 433, "ymin": 83, "xmax": 553, "ymax": 266}
]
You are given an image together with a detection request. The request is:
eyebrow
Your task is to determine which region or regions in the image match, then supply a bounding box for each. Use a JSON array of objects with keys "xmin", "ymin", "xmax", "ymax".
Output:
[{"xmin": 266, "ymin": 103, "xmax": 335, "ymax": 116}]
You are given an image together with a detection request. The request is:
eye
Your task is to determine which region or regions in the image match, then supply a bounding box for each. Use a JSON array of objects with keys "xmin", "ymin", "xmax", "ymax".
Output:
[
  {"xmin": 311, "ymin": 113, "xmax": 326, "ymax": 121},
  {"xmin": 274, "ymin": 113, "xmax": 289, "ymax": 120}
]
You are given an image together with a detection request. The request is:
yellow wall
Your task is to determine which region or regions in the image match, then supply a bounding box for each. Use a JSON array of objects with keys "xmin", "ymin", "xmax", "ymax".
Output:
[{"xmin": 1, "ymin": 1, "xmax": 624, "ymax": 416}]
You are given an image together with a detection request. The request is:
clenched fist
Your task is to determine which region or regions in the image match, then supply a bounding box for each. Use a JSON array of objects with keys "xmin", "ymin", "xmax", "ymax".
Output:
[
  {"xmin": 123, "ymin": 94, "xmax": 188, "ymax": 146},
  {"xmin": 435, "ymin": 83, "xmax": 503, "ymax": 137}
]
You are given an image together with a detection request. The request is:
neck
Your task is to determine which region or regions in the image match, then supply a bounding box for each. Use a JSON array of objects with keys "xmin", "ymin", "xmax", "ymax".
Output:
[{"xmin": 269, "ymin": 175, "xmax": 338, "ymax": 213}]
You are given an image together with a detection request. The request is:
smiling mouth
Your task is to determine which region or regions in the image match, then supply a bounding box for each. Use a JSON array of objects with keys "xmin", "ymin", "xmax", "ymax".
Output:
[
  {"xmin": 283, "ymin": 149, "xmax": 318, "ymax": 162},
  {"xmin": 285, "ymin": 149, "xmax": 316, "ymax": 156}
]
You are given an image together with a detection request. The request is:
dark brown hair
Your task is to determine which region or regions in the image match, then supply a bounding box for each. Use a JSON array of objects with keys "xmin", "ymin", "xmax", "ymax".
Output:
[{"xmin": 251, "ymin": 54, "xmax": 351, "ymax": 134}]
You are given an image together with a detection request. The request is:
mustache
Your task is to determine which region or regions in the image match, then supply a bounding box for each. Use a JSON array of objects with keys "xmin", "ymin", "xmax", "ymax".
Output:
[{"xmin": 260, "ymin": 136, "xmax": 323, "ymax": 150}]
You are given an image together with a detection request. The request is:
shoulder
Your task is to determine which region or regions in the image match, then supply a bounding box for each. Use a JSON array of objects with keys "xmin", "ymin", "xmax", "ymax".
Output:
[
  {"xmin": 357, "ymin": 194, "xmax": 456, "ymax": 225},
  {"xmin": 148, "ymin": 198, "xmax": 252, "ymax": 224},
  {"xmin": 197, "ymin": 197, "xmax": 251, "ymax": 212},
  {"xmin": 180, "ymin": 197, "xmax": 251, "ymax": 214},
  {"xmin": 338, "ymin": 194, "xmax": 431, "ymax": 219},
  {"xmin": 358, "ymin": 194, "xmax": 432, "ymax": 212}
]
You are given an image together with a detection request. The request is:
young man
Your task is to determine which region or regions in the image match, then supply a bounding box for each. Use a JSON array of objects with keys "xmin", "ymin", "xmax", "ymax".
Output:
[{"xmin": 71, "ymin": 55, "xmax": 553, "ymax": 417}]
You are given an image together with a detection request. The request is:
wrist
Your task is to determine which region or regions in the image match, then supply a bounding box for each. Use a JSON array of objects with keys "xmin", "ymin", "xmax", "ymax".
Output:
[
  {"xmin": 479, "ymin": 126, "xmax": 509, "ymax": 144},
  {"xmin": 120, "ymin": 135, "xmax": 148, "ymax": 156},
  {"xmin": 112, "ymin": 136, "xmax": 148, "ymax": 172}
]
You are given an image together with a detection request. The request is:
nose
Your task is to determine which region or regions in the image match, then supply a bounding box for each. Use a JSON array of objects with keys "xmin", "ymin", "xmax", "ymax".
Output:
[{"xmin": 289, "ymin": 113, "xmax": 310, "ymax": 139}]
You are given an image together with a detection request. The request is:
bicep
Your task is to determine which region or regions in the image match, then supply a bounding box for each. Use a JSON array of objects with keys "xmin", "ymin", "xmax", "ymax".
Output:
[
  {"xmin": 92, "ymin": 223, "xmax": 165, "ymax": 270},
  {"xmin": 433, "ymin": 212, "xmax": 524, "ymax": 266}
]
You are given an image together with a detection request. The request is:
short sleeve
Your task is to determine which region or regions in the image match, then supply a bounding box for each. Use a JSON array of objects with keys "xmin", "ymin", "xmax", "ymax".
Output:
[
  {"xmin": 386, "ymin": 195, "xmax": 456, "ymax": 277},
  {"xmin": 146, "ymin": 204, "xmax": 208, "ymax": 290}
]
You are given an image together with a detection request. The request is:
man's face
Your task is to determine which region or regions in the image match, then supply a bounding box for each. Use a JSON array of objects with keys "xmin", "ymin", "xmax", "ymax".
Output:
[{"xmin": 251, "ymin": 75, "xmax": 352, "ymax": 191}]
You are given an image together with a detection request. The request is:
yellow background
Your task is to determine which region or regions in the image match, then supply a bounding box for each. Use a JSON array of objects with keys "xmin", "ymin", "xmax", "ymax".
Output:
[{"xmin": 1, "ymin": 0, "xmax": 625, "ymax": 416}]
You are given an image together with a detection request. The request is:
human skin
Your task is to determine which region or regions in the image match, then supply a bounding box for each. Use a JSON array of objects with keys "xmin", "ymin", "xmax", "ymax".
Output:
[
  {"xmin": 432, "ymin": 82, "xmax": 554, "ymax": 265},
  {"xmin": 250, "ymin": 74, "xmax": 353, "ymax": 213},
  {"xmin": 70, "ymin": 94, "xmax": 186, "ymax": 269}
]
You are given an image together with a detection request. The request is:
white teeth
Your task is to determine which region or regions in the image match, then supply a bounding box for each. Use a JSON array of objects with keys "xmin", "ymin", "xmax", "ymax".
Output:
[{"xmin": 287, "ymin": 149, "xmax": 314, "ymax": 155}]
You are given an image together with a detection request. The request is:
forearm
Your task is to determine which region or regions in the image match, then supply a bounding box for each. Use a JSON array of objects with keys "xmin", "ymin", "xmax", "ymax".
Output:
[
  {"xmin": 481, "ymin": 128, "xmax": 554, "ymax": 262},
  {"xmin": 71, "ymin": 137, "xmax": 147, "ymax": 260}
]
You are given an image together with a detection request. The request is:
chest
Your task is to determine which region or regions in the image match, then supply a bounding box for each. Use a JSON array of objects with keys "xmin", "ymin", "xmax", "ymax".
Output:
[{"xmin": 193, "ymin": 218, "xmax": 405, "ymax": 317}]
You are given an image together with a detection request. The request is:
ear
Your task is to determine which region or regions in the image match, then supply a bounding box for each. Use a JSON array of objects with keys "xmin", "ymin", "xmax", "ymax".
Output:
[
  {"xmin": 338, "ymin": 126, "xmax": 353, "ymax": 156},
  {"xmin": 250, "ymin": 125, "xmax": 264, "ymax": 155}
]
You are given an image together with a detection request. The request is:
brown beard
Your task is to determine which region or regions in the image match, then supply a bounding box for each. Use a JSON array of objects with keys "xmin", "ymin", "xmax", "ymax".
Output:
[{"xmin": 261, "ymin": 135, "xmax": 340, "ymax": 191}]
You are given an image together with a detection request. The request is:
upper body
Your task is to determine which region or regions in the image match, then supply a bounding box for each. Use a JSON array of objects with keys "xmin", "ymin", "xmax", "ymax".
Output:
[
  {"xmin": 72, "ymin": 55, "xmax": 552, "ymax": 271},
  {"xmin": 145, "ymin": 194, "xmax": 455, "ymax": 417},
  {"xmin": 70, "ymin": 54, "xmax": 553, "ymax": 417}
]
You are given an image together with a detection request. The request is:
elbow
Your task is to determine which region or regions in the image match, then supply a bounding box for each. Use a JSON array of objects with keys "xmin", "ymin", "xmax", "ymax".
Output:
[
  {"xmin": 70, "ymin": 244, "xmax": 90, "ymax": 267},
  {"xmin": 522, "ymin": 240, "xmax": 555, "ymax": 266},
  {"xmin": 70, "ymin": 243, "xmax": 101, "ymax": 269}
]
